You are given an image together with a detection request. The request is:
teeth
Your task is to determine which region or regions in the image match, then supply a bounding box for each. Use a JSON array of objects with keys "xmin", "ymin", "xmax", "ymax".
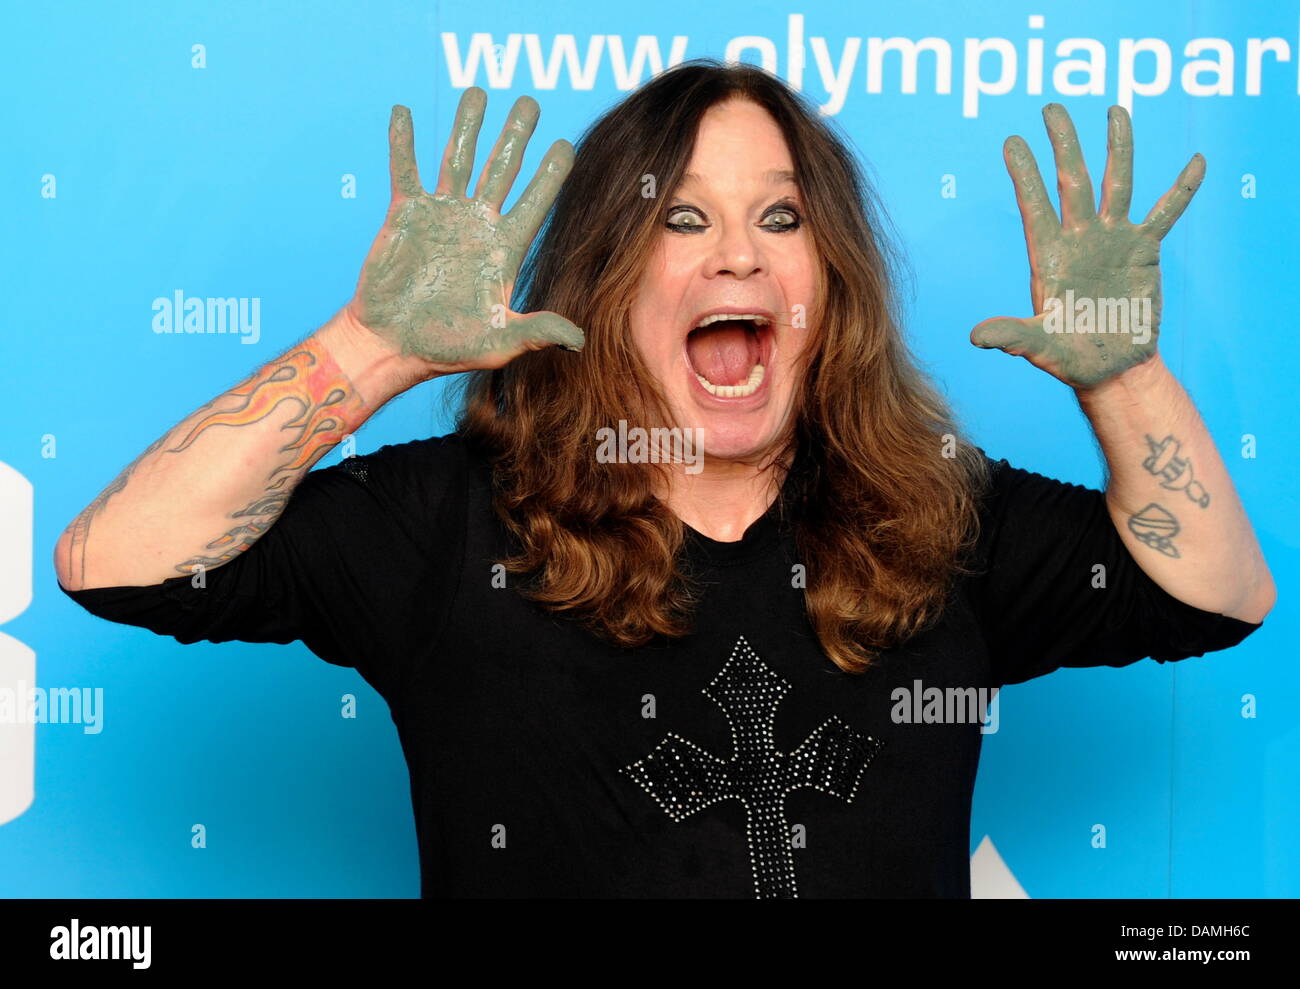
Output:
[
  {"xmin": 687, "ymin": 313, "xmax": 772, "ymax": 398},
  {"xmin": 694, "ymin": 312, "xmax": 771, "ymax": 329},
  {"xmin": 695, "ymin": 362, "xmax": 765, "ymax": 398}
]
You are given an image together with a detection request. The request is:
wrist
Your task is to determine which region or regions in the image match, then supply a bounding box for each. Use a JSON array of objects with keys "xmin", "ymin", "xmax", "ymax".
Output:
[
  {"xmin": 315, "ymin": 304, "xmax": 439, "ymax": 408},
  {"xmin": 1074, "ymin": 350, "xmax": 1169, "ymax": 411}
]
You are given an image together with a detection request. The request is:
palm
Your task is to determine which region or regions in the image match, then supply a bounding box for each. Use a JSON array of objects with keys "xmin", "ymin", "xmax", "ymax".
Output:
[
  {"xmin": 352, "ymin": 89, "xmax": 583, "ymax": 371},
  {"xmin": 358, "ymin": 193, "xmax": 530, "ymax": 361},
  {"xmin": 971, "ymin": 103, "xmax": 1204, "ymax": 388}
]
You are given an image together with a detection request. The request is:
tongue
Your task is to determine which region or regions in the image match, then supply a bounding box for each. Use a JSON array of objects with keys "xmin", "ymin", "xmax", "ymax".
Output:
[{"xmin": 687, "ymin": 323, "xmax": 758, "ymax": 386}]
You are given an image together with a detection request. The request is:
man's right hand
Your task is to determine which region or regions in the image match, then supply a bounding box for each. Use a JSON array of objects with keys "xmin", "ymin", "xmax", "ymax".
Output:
[{"xmin": 347, "ymin": 88, "xmax": 585, "ymax": 374}]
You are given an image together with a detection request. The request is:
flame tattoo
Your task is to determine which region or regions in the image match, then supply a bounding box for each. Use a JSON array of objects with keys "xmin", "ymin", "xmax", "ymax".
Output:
[
  {"xmin": 173, "ymin": 348, "xmax": 362, "ymax": 574},
  {"xmin": 60, "ymin": 340, "xmax": 366, "ymax": 586}
]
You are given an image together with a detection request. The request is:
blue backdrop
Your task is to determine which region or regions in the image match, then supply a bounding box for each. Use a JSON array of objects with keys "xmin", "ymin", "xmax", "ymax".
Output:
[{"xmin": 2, "ymin": 0, "xmax": 1295, "ymax": 897}]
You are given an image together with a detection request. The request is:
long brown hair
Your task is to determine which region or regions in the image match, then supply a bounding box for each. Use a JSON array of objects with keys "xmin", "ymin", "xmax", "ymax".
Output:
[{"xmin": 453, "ymin": 59, "xmax": 990, "ymax": 673}]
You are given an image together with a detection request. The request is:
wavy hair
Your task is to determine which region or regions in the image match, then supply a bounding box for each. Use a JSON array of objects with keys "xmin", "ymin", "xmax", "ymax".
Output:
[{"xmin": 453, "ymin": 59, "xmax": 990, "ymax": 673}]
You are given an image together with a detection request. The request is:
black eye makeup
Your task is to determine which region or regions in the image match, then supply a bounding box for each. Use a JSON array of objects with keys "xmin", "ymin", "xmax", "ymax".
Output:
[{"xmin": 664, "ymin": 199, "xmax": 803, "ymax": 233}]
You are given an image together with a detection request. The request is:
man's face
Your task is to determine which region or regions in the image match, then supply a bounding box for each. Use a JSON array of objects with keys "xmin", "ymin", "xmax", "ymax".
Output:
[{"xmin": 628, "ymin": 98, "xmax": 818, "ymax": 464}]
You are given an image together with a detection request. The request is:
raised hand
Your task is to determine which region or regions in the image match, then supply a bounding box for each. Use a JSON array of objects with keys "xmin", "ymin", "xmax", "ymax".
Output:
[
  {"xmin": 347, "ymin": 87, "xmax": 584, "ymax": 372},
  {"xmin": 970, "ymin": 103, "xmax": 1204, "ymax": 388}
]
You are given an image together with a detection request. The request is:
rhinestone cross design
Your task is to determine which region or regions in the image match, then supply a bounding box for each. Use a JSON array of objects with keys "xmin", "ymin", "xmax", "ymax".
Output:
[{"xmin": 620, "ymin": 635, "xmax": 884, "ymax": 898}]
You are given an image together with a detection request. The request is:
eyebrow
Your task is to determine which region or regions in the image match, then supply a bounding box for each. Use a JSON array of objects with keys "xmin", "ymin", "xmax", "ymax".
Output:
[{"xmin": 681, "ymin": 168, "xmax": 798, "ymax": 185}]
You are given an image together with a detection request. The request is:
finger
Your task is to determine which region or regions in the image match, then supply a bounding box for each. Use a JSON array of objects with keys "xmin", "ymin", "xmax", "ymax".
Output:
[
  {"xmin": 1004, "ymin": 135, "xmax": 1059, "ymax": 251},
  {"xmin": 505, "ymin": 139, "xmax": 575, "ymax": 245},
  {"xmin": 1099, "ymin": 105, "xmax": 1133, "ymax": 222},
  {"xmin": 474, "ymin": 95, "xmax": 540, "ymax": 211},
  {"xmin": 507, "ymin": 310, "xmax": 586, "ymax": 352},
  {"xmin": 435, "ymin": 87, "xmax": 487, "ymax": 197},
  {"xmin": 1142, "ymin": 153, "xmax": 1206, "ymax": 240},
  {"xmin": 1042, "ymin": 103, "xmax": 1097, "ymax": 227},
  {"xmin": 388, "ymin": 105, "xmax": 423, "ymax": 200},
  {"xmin": 970, "ymin": 316, "xmax": 1041, "ymax": 355}
]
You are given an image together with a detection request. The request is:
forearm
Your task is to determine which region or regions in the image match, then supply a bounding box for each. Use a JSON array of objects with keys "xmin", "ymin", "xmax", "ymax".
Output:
[
  {"xmin": 1075, "ymin": 351, "xmax": 1275, "ymax": 623},
  {"xmin": 55, "ymin": 305, "xmax": 434, "ymax": 590}
]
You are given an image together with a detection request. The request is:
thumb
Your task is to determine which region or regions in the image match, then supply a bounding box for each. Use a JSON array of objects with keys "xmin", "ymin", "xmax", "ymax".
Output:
[
  {"xmin": 507, "ymin": 310, "xmax": 586, "ymax": 353},
  {"xmin": 970, "ymin": 316, "xmax": 1035, "ymax": 354}
]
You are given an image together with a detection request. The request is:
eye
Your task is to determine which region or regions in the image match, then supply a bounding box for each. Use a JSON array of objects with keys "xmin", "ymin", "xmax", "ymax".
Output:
[
  {"xmin": 761, "ymin": 204, "xmax": 802, "ymax": 232},
  {"xmin": 665, "ymin": 206, "xmax": 708, "ymax": 232},
  {"xmin": 664, "ymin": 202, "xmax": 802, "ymax": 233}
]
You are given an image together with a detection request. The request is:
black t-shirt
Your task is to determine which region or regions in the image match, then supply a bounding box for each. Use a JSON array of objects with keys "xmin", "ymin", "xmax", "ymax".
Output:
[{"xmin": 58, "ymin": 432, "xmax": 1262, "ymax": 898}]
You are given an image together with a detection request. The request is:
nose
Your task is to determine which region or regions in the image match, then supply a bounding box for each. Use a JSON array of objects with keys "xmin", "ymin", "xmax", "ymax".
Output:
[{"xmin": 704, "ymin": 219, "xmax": 766, "ymax": 280}]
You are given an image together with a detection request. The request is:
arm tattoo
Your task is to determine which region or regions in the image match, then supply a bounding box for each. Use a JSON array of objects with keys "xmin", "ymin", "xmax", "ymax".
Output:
[
  {"xmin": 172, "ymin": 348, "xmax": 363, "ymax": 575},
  {"xmin": 1127, "ymin": 502, "xmax": 1181, "ymax": 558},
  {"xmin": 62, "ymin": 344, "xmax": 365, "ymax": 586},
  {"xmin": 1142, "ymin": 433, "xmax": 1210, "ymax": 508},
  {"xmin": 61, "ymin": 435, "xmax": 167, "ymax": 587}
]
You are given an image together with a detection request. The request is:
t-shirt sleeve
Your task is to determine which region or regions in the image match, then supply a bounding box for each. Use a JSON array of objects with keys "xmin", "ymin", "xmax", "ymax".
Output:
[
  {"xmin": 57, "ymin": 431, "xmax": 469, "ymax": 700},
  {"xmin": 966, "ymin": 455, "xmax": 1263, "ymax": 687}
]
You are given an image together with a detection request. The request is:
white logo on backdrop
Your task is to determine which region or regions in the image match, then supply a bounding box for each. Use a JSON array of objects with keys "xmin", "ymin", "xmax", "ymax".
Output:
[
  {"xmin": 0, "ymin": 461, "xmax": 35, "ymax": 825},
  {"xmin": 971, "ymin": 834, "xmax": 1030, "ymax": 898}
]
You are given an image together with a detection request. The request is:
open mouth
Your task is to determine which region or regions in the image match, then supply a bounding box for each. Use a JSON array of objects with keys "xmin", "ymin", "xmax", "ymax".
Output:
[{"xmin": 684, "ymin": 312, "xmax": 775, "ymax": 399}]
